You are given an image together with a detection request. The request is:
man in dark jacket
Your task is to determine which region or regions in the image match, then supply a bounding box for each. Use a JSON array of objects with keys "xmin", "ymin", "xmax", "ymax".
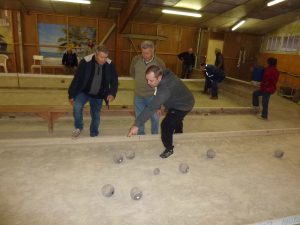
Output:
[
  {"xmin": 201, "ymin": 63, "xmax": 225, "ymax": 99},
  {"xmin": 214, "ymin": 48, "xmax": 224, "ymax": 71},
  {"xmin": 68, "ymin": 45, "xmax": 118, "ymax": 138},
  {"xmin": 177, "ymin": 48, "xmax": 195, "ymax": 79},
  {"xmin": 252, "ymin": 57, "xmax": 279, "ymax": 120},
  {"xmin": 128, "ymin": 65, "xmax": 195, "ymax": 158},
  {"xmin": 62, "ymin": 48, "xmax": 78, "ymax": 74}
]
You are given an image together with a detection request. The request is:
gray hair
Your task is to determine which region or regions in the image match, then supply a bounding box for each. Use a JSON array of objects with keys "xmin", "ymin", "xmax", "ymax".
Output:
[
  {"xmin": 141, "ymin": 40, "xmax": 155, "ymax": 50},
  {"xmin": 95, "ymin": 45, "xmax": 109, "ymax": 54}
]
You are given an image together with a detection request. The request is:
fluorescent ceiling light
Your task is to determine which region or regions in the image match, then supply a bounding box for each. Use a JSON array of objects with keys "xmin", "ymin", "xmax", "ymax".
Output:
[
  {"xmin": 267, "ymin": 0, "xmax": 286, "ymax": 6},
  {"xmin": 162, "ymin": 9, "xmax": 201, "ymax": 18},
  {"xmin": 231, "ymin": 20, "xmax": 245, "ymax": 31},
  {"xmin": 52, "ymin": 0, "xmax": 91, "ymax": 4},
  {"xmin": 175, "ymin": 2, "xmax": 201, "ymax": 10}
]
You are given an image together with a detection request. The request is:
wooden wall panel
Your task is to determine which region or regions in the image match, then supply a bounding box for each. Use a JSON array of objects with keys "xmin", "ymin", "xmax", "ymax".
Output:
[
  {"xmin": 259, "ymin": 53, "xmax": 300, "ymax": 75},
  {"xmin": 223, "ymin": 32, "xmax": 261, "ymax": 81},
  {"xmin": 37, "ymin": 14, "xmax": 66, "ymax": 24},
  {"xmin": 22, "ymin": 13, "xmax": 38, "ymax": 44},
  {"xmin": 157, "ymin": 24, "xmax": 180, "ymax": 53},
  {"xmin": 68, "ymin": 16, "xmax": 97, "ymax": 27}
]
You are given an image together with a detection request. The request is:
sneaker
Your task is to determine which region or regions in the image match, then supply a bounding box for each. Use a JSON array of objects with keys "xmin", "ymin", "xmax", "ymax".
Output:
[
  {"xmin": 72, "ymin": 128, "xmax": 81, "ymax": 138},
  {"xmin": 159, "ymin": 149, "xmax": 174, "ymax": 158}
]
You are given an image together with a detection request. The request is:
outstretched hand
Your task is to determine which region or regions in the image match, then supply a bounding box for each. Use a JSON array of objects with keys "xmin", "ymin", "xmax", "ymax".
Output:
[{"xmin": 127, "ymin": 126, "xmax": 138, "ymax": 137}]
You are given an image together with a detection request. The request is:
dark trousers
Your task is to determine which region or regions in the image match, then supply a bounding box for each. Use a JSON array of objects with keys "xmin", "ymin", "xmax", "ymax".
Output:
[
  {"xmin": 252, "ymin": 90, "xmax": 271, "ymax": 119},
  {"xmin": 161, "ymin": 109, "xmax": 189, "ymax": 150},
  {"xmin": 181, "ymin": 63, "xmax": 193, "ymax": 79},
  {"xmin": 204, "ymin": 78, "xmax": 221, "ymax": 97}
]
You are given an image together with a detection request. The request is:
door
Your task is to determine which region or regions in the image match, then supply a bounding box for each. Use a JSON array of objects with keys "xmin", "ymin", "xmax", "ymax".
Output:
[{"xmin": 206, "ymin": 39, "xmax": 224, "ymax": 65}]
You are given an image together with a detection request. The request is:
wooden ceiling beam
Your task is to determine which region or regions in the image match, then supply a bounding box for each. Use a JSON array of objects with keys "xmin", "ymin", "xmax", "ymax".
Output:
[{"xmin": 117, "ymin": 0, "xmax": 143, "ymax": 33}]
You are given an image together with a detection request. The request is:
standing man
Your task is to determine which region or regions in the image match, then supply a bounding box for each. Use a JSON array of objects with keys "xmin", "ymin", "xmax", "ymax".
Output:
[
  {"xmin": 177, "ymin": 47, "xmax": 195, "ymax": 79},
  {"xmin": 68, "ymin": 45, "xmax": 118, "ymax": 138},
  {"xmin": 128, "ymin": 65, "xmax": 195, "ymax": 159},
  {"xmin": 214, "ymin": 48, "xmax": 224, "ymax": 71},
  {"xmin": 62, "ymin": 47, "xmax": 78, "ymax": 74},
  {"xmin": 252, "ymin": 57, "xmax": 279, "ymax": 120},
  {"xmin": 201, "ymin": 63, "xmax": 225, "ymax": 100},
  {"xmin": 130, "ymin": 40, "xmax": 166, "ymax": 135}
]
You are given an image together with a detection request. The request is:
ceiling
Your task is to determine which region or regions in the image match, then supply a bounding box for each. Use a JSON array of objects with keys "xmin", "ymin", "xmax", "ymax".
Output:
[{"xmin": 0, "ymin": 0, "xmax": 300, "ymax": 35}]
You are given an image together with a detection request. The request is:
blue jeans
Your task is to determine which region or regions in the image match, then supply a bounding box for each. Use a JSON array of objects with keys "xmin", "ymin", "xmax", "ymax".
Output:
[
  {"xmin": 134, "ymin": 95, "xmax": 159, "ymax": 135},
  {"xmin": 252, "ymin": 90, "xmax": 271, "ymax": 119},
  {"xmin": 73, "ymin": 92, "xmax": 103, "ymax": 137}
]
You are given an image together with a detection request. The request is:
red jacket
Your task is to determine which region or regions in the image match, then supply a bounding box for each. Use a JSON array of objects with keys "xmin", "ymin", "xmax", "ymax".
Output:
[{"xmin": 260, "ymin": 66, "xmax": 279, "ymax": 94}]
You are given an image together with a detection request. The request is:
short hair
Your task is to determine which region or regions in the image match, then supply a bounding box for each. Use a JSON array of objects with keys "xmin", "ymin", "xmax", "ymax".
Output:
[
  {"xmin": 141, "ymin": 40, "xmax": 155, "ymax": 50},
  {"xmin": 267, "ymin": 57, "xmax": 277, "ymax": 66},
  {"xmin": 95, "ymin": 45, "xmax": 109, "ymax": 54},
  {"xmin": 145, "ymin": 65, "xmax": 163, "ymax": 78}
]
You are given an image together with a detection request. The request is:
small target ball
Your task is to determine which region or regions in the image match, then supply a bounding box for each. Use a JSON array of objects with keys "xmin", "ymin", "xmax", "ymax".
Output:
[
  {"xmin": 179, "ymin": 163, "xmax": 189, "ymax": 174},
  {"xmin": 102, "ymin": 184, "xmax": 115, "ymax": 197},
  {"xmin": 207, "ymin": 149, "xmax": 216, "ymax": 158},
  {"xmin": 125, "ymin": 151, "xmax": 135, "ymax": 159},
  {"xmin": 274, "ymin": 150, "xmax": 284, "ymax": 158},
  {"xmin": 113, "ymin": 154, "xmax": 123, "ymax": 164},
  {"xmin": 130, "ymin": 187, "xmax": 143, "ymax": 200},
  {"xmin": 153, "ymin": 168, "xmax": 160, "ymax": 175}
]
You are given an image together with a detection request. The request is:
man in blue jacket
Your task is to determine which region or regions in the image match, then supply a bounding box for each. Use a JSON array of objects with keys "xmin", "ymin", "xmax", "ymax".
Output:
[
  {"xmin": 201, "ymin": 63, "xmax": 225, "ymax": 99},
  {"xmin": 128, "ymin": 65, "xmax": 195, "ymax": 158},
  {"xmin": 68, "ymin": 45, "xmax": 118, "ymax": 138}
]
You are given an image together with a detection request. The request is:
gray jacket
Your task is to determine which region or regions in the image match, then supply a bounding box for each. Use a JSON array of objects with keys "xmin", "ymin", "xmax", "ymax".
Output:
[{"xmin": 135, "ymin": 69, "xmax": 195, "ymax": 127}]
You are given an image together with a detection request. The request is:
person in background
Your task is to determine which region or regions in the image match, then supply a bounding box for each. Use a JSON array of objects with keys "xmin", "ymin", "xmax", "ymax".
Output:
[
  {"xmin": 214, "ymin": 48, "xmax": 224, "ymax": 71},
  {"xmin": 201, "ymin": 63, "xmax": 225, "ymax": 100},
  {"xmin": 62, "ymin": 47, "xmax": 78, "ymax": 74},
  {"xmin": 251, "ymin": 57, "xmax": 264, "ymax": 86},
  {"xmin": 68, "ymin": 45, "xmax": 118, "ymax": 138},
  {"xmin": 177, "ymin": 47, "xmax": 195, "ymax": 79},
  {"xmin": 130, "ymin": 40, "xmax": 166, "ymax": 135},
  {"xmin": 252, "ymin": 57, "xmax": 279, "ymax": 120},
  {"xmin": 128, "ymin": 65, "xmax": 195, "ymax": 158}
]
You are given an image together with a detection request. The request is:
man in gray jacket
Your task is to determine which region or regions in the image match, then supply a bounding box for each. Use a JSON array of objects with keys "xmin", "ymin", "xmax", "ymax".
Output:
[{"xmin": 128, "ymin": 65, "xmax": 195, "ymax": 158}]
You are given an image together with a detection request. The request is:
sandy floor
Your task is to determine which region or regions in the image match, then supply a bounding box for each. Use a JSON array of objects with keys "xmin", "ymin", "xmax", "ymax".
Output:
[{"xmin": 0, "ymin": 132, "xmax": 299, "ymax": 225}]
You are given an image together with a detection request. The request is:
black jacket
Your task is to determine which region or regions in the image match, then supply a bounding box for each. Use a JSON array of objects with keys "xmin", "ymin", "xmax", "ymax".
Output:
[
  {"xmin": 177, "ymin": 51, "xmax": 195, "ymax": 67},
  {"xmin": 62, "ymin": 52, "xmax": 78, "ymax": 67},
  {"xmin": 204, "ymin": 64, "xmax": 225, "ymax": 81},
  {"xmin": 68, "ymin": 54, "xmax": 118, "ymax": 100}
]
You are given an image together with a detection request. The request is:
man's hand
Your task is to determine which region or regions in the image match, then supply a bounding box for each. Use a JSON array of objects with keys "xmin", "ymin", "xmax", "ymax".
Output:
[
  {"xmin": 127, "ymin": 126, "xmax": 138, "ymax": 137},
  {"xmin": 107, "ymin": 95, "xmax": 115, "ymax": 102},
  {"xmin": 69, "ymin": 98, "xmax": 74, "ymax": 106},
  {"xmin": 156, "ymin": 108, "xmax": 163, "ymax": 117}
]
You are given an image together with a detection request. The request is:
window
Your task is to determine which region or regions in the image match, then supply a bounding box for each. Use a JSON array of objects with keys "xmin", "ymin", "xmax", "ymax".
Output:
[{"xmin": 281, "ymin": 35, "xmax": 300, "ymax": 52}]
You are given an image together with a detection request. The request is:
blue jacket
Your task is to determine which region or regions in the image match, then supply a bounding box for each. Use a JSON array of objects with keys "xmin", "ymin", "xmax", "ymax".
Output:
[{"xmin": 68, "ymin": 54, "xmax": 118, "ymax": 100}]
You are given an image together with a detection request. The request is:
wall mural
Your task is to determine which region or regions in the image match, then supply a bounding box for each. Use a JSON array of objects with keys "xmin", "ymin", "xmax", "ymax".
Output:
[
  {"xmin": 0, "ymin": 10, "xmax": 13, "ymax": 53},
  {"xmin": 38, "ymin": 23, "xmax": 96, "ymax": 58}
]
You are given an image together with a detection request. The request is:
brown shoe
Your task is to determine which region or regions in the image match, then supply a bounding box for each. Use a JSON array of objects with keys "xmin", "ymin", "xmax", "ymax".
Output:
[{"xmin": 210, "ymin": 96, "xmax": 218, "ymax": 100}]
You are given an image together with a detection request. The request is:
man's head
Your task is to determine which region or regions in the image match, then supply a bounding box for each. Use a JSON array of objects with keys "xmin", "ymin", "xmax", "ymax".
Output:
[
  {"xmin": 215, "ymin": 48, "xmax": 221, "ymax": 55},
  {"xmin": 95, "ymin": 45, "xmax": 109, "ymax": 65},
  {"xmin": 267, "ymin": 57, "xmax": 277, "ymax": 67},
  {"xmin": 141, "ymin": 40, "xmax": 155, "ymax": 62},
  {"xmin": 188, "ymin": 48, "xmax": 193, "ymax": 54},
  {"xmin": 145, "ymin": 65, "xmax": 163, "ymax": 88}
]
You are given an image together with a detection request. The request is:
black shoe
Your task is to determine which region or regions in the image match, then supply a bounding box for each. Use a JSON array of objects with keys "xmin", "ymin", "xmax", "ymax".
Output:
[{"xmin": 159, "ymin": 149, "xmax": 174, "ymax": 158}]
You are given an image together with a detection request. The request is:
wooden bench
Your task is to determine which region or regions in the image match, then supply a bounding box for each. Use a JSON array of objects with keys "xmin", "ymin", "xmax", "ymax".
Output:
[
  {"xmin": 0, "ymin": 105, "xmax": 256, "ymax": 133},
  {"xmin": 0, "ymin": 105, "xmax": 134, "ymax": 133}
]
